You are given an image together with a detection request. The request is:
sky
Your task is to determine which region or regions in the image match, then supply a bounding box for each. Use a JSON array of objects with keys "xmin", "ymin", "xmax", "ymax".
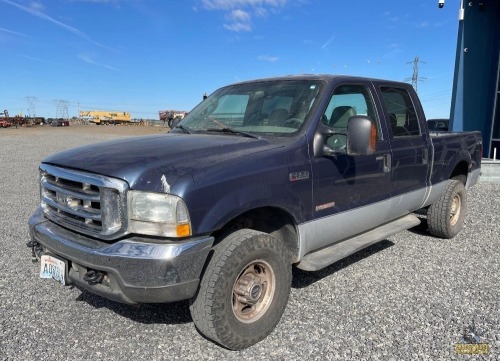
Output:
[{"xmin": 0, "ymin": 0, "xmax": 461, "ymax": 120}]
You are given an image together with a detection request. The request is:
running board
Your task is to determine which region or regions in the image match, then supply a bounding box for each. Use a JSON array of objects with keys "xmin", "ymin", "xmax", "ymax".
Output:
[{"xmin": 297, "ymin": 214, "xmax": 421, "ymax": 271}]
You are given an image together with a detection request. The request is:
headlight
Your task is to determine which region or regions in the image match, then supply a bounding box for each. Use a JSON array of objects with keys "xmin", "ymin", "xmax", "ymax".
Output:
[{"xmin": 128, "ymin": 190, "xmax": 191, "ymax": 238}]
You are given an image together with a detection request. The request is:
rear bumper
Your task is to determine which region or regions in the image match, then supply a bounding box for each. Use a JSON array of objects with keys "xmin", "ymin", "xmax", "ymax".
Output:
[{"xmin": 28, "ymin": 207, "xmax": 213, "ymax": 304}]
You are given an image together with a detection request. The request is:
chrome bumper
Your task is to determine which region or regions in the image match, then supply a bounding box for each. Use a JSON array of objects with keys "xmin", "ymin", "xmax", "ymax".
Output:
[{"xmin": 28, "ymin": 207, "xmax": 213, "ymax": 304}]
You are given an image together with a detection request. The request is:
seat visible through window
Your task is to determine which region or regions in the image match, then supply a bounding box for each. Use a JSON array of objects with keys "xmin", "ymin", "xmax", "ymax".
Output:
[
  {"xmin": 390, "ymin": 113, "xmax": 409, "ymax": 137},
  {"xmin": 268, "ymin": 108, "xmax": 289, "ymax": 126},
  {"xmin": 329, "ymin": 106, "xmax": 356, "ymax": 129}
]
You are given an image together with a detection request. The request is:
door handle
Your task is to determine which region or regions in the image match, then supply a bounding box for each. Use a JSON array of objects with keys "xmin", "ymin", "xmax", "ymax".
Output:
[{"xmin": 422, "ymin": 148, "xmax": 429, "ymax": 165}]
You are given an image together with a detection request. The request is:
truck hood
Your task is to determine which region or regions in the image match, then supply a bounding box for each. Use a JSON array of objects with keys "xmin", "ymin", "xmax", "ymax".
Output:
[{"xmin": 42, "ymin": 133, "xmax": 282, "ymax": 192}]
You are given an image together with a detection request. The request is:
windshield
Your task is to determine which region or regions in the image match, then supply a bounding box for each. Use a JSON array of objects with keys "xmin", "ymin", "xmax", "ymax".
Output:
[{"xmin": 177, "ymin": 79, "xmax": 324, "ymax": 136}]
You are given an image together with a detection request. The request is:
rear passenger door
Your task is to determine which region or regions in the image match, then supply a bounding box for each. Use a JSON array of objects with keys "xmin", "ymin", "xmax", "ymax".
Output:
[{"xmin": 376, "ymin": 84, "xmax": 430, "ymax": 202}]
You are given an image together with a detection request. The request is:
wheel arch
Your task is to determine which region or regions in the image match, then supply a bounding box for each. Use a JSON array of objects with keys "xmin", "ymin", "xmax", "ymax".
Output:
[
  {"xmin": 449, "ymin": 160, "xmax": 469, "ymax": 185},
  {"xmin": 210, "ymin": 206, "xmax": 299, "ymax": 263}
]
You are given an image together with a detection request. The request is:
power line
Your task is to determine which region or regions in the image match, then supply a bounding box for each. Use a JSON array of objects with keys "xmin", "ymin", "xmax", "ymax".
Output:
[
  {"xmin": 405, "ymin": 56, "xmax": 426, "ymax": 93},
  {"xmin": 53, "ymin": 99, "xmax": 70, "ymax": 119},
  {"xmin": 26, "ymin": 96, "xmax": 37, "ymax": 117}
]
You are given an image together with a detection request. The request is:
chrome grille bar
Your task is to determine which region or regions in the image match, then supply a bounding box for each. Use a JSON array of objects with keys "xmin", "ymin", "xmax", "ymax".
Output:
[{"xmin": 39, "ymin": 164, "xmax": 129, "ymax": 240}]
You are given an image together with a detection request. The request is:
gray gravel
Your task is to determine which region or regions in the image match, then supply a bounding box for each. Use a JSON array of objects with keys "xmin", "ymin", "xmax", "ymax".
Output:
[{"xmin": 1, "ymin": 127, "xmax": 499, "ymax": 360}]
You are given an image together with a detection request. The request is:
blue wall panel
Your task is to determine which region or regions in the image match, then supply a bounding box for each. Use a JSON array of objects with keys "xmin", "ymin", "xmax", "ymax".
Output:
[{"xmin": 450, "ymin": 0, "xmax": 500, "ymax": 157}]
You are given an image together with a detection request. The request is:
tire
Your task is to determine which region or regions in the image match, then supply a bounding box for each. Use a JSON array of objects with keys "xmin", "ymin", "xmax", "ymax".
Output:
[
  {"xmin": 427, "ymin": 180, "xmax": 467, "ymax": 239},
  {"xmin": 189, "ymin": 229, "xmax": 292, "ymax": 350}
]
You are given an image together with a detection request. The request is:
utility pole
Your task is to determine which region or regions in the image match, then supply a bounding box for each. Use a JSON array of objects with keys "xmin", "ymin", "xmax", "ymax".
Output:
[
  {"xmin": 26, "ymin": 96, "xmax": 37, "ymax": 118},
  {"xmin": 53, "ymin": 99, "xmax": 70, "ymax": 119},
  {"xmin": 405, "ymin": 56, "xmax": 426, "ymax": 93}
]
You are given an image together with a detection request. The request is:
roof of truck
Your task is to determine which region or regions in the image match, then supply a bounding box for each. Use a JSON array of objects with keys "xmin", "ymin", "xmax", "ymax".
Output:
[{"xmin": 232, "ymin": 74, "xmax": 409, "ymax": 87}]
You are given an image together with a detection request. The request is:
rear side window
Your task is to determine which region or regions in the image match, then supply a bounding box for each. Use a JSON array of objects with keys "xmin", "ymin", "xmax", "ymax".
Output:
[{"xmin": 380, "ymin": 86, "xmax": 421, "ymax": 137}]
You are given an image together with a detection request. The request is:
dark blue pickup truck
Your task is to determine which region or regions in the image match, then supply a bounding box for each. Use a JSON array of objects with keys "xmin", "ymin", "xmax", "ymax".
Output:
[{"xmin": 28, "ymin": 75, "xmax": 481, "ymax": 350}]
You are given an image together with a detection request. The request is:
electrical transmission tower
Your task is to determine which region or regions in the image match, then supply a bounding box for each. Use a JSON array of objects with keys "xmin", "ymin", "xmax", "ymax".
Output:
[
  {"xmin": 405, "ymin": 56, "xmax": 426, "ymax": 93},
  {"xmin": 26, "ymin": 96, "xmax": 37, "ymax": 117},
  {"xmin": 53, "ymin": 100, "xmax": 70, "ymax": 119}
]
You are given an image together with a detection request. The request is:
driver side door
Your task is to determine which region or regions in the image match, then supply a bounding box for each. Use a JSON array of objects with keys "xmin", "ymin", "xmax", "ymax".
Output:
[{"xmin": 306, "ymin": 81, "xmax": 392, "ymax": 253}]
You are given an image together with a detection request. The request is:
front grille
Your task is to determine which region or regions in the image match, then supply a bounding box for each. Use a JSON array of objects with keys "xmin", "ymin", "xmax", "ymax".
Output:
[{"xmin": 39, "ymin": 164, "xmax": 128, "ymax": 240}]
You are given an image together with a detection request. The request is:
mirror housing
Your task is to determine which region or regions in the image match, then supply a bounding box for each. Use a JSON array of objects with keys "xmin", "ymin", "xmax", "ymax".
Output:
[
  {"xmin": 346, "ymin": 116, "xmax": 377, "ymax": 156},
  {"xmin": 313, "ymin": 124, "xmax": 338, "ymax": 157},
  {"xmin": 170, "ymin": 117, "xmax": 182, "ymax": 130}
]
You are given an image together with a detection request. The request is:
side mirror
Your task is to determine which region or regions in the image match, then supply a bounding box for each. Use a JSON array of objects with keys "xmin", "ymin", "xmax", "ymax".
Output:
[
  {"xmin": 346, "ymin": 116, "xmax": 377, "ymax": 155},
  {"xmin": 313, "ymin": 124, "xmax": 338, "ymax": 157},
  {"xmin": 170, "ymin": 118, "xmax": 182, "ymax": 129}
]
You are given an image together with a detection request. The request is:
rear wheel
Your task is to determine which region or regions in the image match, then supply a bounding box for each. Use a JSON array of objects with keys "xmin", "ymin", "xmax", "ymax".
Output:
[
  {"xmin": 427, "ymin": 180, "xmax": 467, "ymax": 239},
  {"xmin": 189, "ymin": 229, "xmax": 292, "ymax": 350}
]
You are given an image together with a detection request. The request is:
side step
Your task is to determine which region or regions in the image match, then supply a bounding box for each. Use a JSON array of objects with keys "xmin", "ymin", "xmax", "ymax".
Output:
[{"xmin": 297, "ymin": 214, "xmax": 421, "ymax": 271}]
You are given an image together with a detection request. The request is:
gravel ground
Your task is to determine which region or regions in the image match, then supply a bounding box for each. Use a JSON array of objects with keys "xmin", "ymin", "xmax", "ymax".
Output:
[{"xmin": 0, "ymin": 125, "xmax": 498, "ymax": 360}]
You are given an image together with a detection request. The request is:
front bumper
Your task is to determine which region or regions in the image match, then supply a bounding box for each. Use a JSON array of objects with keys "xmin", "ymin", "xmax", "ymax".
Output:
[{"xmin": 28, "ymin": 207, "xmax": 213, "ymax": 304}]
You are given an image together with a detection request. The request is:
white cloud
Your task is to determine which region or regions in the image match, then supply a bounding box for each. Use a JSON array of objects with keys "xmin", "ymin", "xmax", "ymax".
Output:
[
  {"xmin": 1, "ymin": 0, "xmax": 115, "ymax": 50},
  {"xmin": 258, "ymin": 55, "xmax": 279, "ymax": 62},
  {"xmin": 0, "ymin": 27, "xmax": 28, "ymax": 37},
  {"xmin": 29, "ymin": 1, "xmax": 44, "ymax": 11},
  {"xmin": 16, "ymin": 53, "xmax": 54, "ymax": 64},
  {"xmin": 224, "ymin": 22, "xmax": 252, "ymax": 32},
  {"xmin": 200, "ymin": 0, "xmax": 287, "ymax": 32},
  {"xmin": 254, "ymin": 7, "xmax": 267, "ymax": 17},
  {"xmin": 202, "ymin": 0, "xmax": 286, "ymax": 10},
  {"xmin": 223, "ymin": 9, "xmax": 251, "ymax": 31},
  {"xmin": 228, "ymin": 9, "xmax": 251, "ymax": 22},
  {"xmin": 321, "ymin": 35, "xmax": 335, "ymax": 49},
  {"xmin": 78, "ymin": 54, "xmax": 119, "ymax": 71}
]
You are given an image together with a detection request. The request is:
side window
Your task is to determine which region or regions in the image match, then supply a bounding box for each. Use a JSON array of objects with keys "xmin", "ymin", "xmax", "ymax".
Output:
[
  {"xmin": 322, "ymin": 84, "xmax": 381, "ymax": 138},
  {"xmin": 380, "ymin": 86, "xmax": 420, "ymax": 137}
]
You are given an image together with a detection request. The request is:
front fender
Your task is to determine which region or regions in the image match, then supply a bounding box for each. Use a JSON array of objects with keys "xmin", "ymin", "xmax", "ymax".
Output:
[
  {"xmin": 183, "ymin": 148, "xmax": 308, "ymax": 234},
  {"xmin": 196, "ymin": 182, "xmax": 299, "ymax": 233}
]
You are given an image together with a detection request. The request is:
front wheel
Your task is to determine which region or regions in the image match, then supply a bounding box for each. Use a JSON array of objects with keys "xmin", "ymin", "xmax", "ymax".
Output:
[
  {"xmin": 427, "ymin": 180, "xmax": 467, "ymax": 239},
  {"xmin": 189, "ymin": 229, "xmax": 292, "ymax": 350}
]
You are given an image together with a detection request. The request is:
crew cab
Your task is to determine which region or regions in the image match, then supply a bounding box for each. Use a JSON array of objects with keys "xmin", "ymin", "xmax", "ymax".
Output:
[{"xmin": 28, "ymin": 75, "xmax": 482, "ymax": 350}]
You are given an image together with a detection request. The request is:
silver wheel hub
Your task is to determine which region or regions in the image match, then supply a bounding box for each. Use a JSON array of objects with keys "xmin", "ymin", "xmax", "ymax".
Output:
[
  {"xmin": 234, "ymin": 273, "xmax": 264, "ymax": 304},
  {"xmin": 232, "ymin": 260, "xmax": 275, "ymax": 323}
]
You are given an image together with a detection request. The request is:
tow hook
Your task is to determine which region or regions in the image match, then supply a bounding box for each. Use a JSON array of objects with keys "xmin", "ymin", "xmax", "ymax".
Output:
[
  {"xmin": 26, "ymin": 240, "xmax": 42, "ymax": 263},
  {"xmin": 83, "ymin": 270, "xmax": 105, "ymax": 285}
]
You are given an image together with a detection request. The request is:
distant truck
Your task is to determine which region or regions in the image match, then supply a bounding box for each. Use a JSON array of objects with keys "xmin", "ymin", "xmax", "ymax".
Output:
[
  {"xmin": 0, "ymin": 118, "xmax": 11, "ymax": 128},
  {"xmin": 427, "ymin": 118, "xmax": 449, "ymax": 131},
  {"xmin": 50, "ymin": 119, "xmax": 70, "ymax": 127},
  {"xmin": 28, "ymin": 75, "xmax": 481, "ymax": 350},
  {"xmin": 159, "ymin": 110, "xmax": 188, "ymax": 128}
]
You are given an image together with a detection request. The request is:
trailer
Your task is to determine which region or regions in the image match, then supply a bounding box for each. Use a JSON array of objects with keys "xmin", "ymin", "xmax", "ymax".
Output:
[{"xmin": 79, "ymin": 110, "xmax": 131, "ymax": 125}]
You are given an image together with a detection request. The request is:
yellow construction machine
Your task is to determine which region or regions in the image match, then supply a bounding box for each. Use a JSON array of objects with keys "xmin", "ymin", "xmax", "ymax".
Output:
[{"xmin": 79, "ymin": 110, "xmax": 131, "ymax": 125}]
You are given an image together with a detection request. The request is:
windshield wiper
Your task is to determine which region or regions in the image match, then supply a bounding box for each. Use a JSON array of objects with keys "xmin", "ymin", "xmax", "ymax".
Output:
[
  {"xmin": 206, "ymin": 127, "xmax": 260, "ymax": 139},
  {"xmin": 174, "ymin": 124, "xmax": 192, "ymax": 134}
]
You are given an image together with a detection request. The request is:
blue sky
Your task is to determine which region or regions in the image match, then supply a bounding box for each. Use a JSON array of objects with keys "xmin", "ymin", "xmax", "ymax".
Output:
[{"xmin": 1, "ymin": 0, "xmax": 460, "ymax": 120}]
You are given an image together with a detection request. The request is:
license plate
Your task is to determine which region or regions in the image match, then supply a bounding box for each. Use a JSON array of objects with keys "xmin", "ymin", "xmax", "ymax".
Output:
[{"xmin": 40, "ymin": 255, "xmax": 66, "ymax": 285}]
